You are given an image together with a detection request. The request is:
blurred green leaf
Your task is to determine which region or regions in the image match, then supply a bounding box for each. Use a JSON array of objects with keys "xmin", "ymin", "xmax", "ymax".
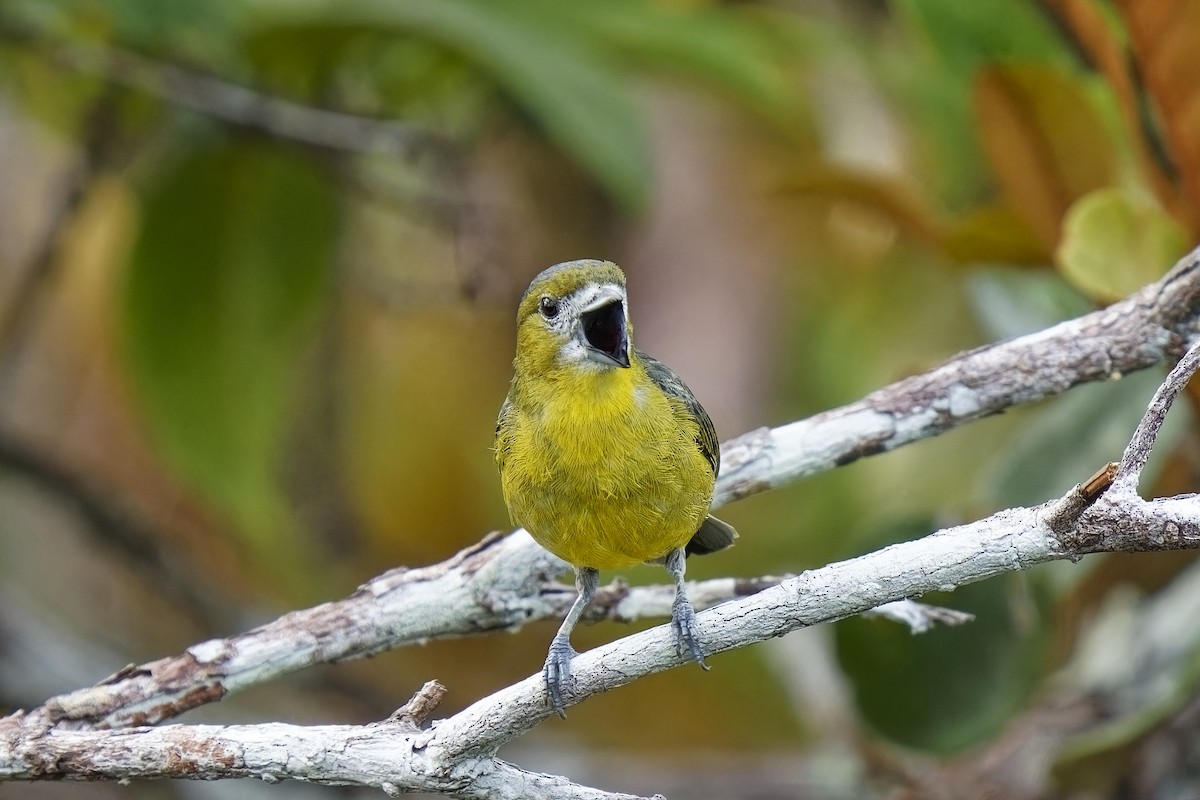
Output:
[
  {"xmin": 516, "ymin": 0, "xmax": 793, "ymax": 123},
  {"xmin": 0, "ymin": 0, "xmax": 70, "ymax": 37},
  {"xmin": 0, "ymin": 0, "xmax": 248, "ymax": 63},
  {"xmin": 84, "ymin": 0, "xmax": 244, "ymax": 61},
  {"xmin": 240, "ymin": 25, "xmax": 363, "ymax": 100},
  {"xmin": 121, "ymin": 139, "xmax": 335, "ymax": 565},
  {"xmin": 963, "ymin": 266, "xmax": 1093, "ymax": 341},
  {"xmin": 895, "ymin": 0, "xmax": 1073, "ymax": 73},
  {"xmin": 249, "ymin": 0, "xmax": 649, "ymax": 208},
  {"xmin": 836, "ymin": 562, "xmax": 1048, "ymax": 754},
  {"xmin": 7, "ymin": 0, "xmax": 799, "ymax": 209},
  {"xmin": 1056, "ymin": 187, "xmax": 1186, "ymax": 302},
  {"xmin": 0, "ymin": 45, "xmax": 98, "ymax": 137}
]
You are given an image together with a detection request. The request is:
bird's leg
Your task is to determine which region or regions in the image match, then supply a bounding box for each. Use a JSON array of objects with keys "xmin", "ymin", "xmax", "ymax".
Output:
[
  {"xmin": 665, "ymin": 547, "xmax": 709, "ymax": 669},
  {"xmin": 544, "ymin": 566, "xmax": 599, "ymax": 718}
]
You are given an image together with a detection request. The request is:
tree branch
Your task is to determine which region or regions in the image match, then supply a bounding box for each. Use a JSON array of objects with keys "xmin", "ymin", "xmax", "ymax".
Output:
[
  {"xmin": 0, "ymin": 717, "xmax": 657, "ymax": 800},
  {"xmin": 2, "ymin": 338, "xmax": 1196, "ymax": 794},
  {"xmin": 3, "ymin": 250, "xmax": 1200, "ymax": 795},
  {"xmin": 1113, "ymin": 332, "xmax": 1200, "ymax": 488},
  {"xmin": 9, "ymin": 247, "xmax": 1200, "ymax": 735},
  {"xmin": 713, "ymin": 246, "xmax": 1200, "ymax": 505}
]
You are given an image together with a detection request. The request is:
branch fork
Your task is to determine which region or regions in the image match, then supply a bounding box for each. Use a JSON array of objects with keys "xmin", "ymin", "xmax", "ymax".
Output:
[{"xmin": 3, "ymin": 249, "xmax": 1200, "ymax": 797}]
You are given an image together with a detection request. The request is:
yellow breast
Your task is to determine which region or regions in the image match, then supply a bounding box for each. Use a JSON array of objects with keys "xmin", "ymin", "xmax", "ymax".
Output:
[{"xmin": 497, "ymin": 360, "xmax": 714, "ymax": 570}]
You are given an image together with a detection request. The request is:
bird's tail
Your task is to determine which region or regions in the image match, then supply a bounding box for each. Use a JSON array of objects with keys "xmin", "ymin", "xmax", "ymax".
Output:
[{"xmin": 685, "ymin": 515, "xmax": 738, "ymax": 556}]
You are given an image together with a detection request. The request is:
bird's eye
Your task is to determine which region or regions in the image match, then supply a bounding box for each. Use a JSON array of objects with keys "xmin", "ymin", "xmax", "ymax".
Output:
[{"xmin": 539, "ymin": 296, "xmax": 560, "ymax": 319}]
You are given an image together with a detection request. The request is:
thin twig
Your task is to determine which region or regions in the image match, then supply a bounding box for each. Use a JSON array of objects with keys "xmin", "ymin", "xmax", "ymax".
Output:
[
  {"xmin": 0, "ymin": 21, "xmax": 443, "ymax": 159},
  {"xmin": 389, "ymin": 680, "xmax": 448, "ymax": 730},
  {"xmin": 1114, "ymin": 340, "xmax": 1200, "ymax": 488},
  {"xmin": 863, "ymin": 599, "xmax": 975, "ymax": 633}
]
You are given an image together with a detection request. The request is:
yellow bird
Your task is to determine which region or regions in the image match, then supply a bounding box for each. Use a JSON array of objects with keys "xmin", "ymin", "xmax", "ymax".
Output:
[{"xmin": 494, "ymin": 259, "xmax": 737, "ymax": 716}]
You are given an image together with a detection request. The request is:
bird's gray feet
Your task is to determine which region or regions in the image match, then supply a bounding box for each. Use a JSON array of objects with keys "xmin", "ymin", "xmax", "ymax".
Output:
[
  {"xmin": 543, "ymin": 633, "xmax": 578, "ymax": 717},
  {"xmin": 671, "ymin": 592, "xmax": 709, "ymax": 670}
]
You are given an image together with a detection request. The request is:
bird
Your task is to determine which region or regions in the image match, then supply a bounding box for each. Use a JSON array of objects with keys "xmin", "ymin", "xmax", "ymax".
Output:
[{"xmin": 494, "ymin": 258, "xmax": 737, "ymax": 717}]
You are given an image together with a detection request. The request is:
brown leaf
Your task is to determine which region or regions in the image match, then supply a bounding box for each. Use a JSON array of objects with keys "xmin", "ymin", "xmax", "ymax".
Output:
[
  {"xmin": 781, "ymin": 168, "xmax": 1053, "ymax": 265},
  {"xmin": 1046, "ymin": 0, "xmax": 1185, "ymax": 222},
  {"xmin": 973, "ymin": 63, "xmax": 1119, "ymax": 252},
  {"xmin": 777, "ymin": 164, "xmax": 943, "ymax": 249},
  {"xmin": 1119, "ymin": 0, "xmax": 1200, "ymax": 233},
  {"xmin": 941, "ymin": 204, "xmax": 1047, "ymax": 265}
]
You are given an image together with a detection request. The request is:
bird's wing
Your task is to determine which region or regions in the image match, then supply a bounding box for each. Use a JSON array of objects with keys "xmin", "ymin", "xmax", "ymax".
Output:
[
  {"xmin": 640, "ymin": 351, "xmax": 720, "ymax": 476},
  {"xmin": 493, "ymin": 394, "xmax": 513, "ymax": 471}
]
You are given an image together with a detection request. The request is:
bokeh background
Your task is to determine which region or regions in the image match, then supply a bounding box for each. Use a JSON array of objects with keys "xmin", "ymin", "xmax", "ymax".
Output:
[{"xmin": 2, "ymin": 1, "xmax": 1200, "ymax": 798}]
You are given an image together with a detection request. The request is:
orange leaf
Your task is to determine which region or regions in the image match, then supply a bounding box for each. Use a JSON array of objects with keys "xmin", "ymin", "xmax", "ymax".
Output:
[
  {"xmin": 1119, "ymin": 0, "xmax": 1200, "ymax": 233},
  {"xmin": 973, "ymin": 63, "xmax": 1119, "ymax": 252},
  {"xmin": 1046, "ymin": 0, "xmax": 1185, "ymax": 222}
]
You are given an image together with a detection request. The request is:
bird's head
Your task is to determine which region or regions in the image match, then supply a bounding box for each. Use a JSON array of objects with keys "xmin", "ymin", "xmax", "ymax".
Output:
[{"xmin": 513, "ymin": 259, "xmax": 632, "ymax": 375}]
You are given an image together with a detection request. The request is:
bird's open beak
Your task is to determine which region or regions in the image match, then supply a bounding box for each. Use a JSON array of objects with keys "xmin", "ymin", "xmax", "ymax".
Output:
[{"xmin": 579, "ymin": 290, "xmax": 630, "ymax": 368}]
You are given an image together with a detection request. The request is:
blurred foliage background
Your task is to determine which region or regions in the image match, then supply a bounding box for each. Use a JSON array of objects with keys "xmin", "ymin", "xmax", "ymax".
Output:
[{"xmin": 1, "ymin": 0, "xmax": 1199, "ymax": 798}]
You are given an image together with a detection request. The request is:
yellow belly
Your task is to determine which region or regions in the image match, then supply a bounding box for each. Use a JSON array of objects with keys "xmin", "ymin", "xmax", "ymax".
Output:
[{"xmin": 498, "ymin": 366, "xmax": 713, "ymax": 570}]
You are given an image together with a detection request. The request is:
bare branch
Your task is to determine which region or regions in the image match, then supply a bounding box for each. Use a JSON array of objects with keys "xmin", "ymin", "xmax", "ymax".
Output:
[
  {"xmin": 6, "ymin": 474, "xmax": 1193, "ymax": 792},
  {"xmin": 388, "ymin": 680, "xmax": 448, "ymax": 730},
  {"xmin": 579, "ymin": 575, "xmax": 782, "ymax": 623},
  {"xmin": 437, "ymin": 500, "xmax": 1200, "ymax": 761},
  {"xmin": 864, "ymin": 599, "xmax": 975, "ymax": 633},
  {"xmin": 590, "ymin": 581, "xmax": 972, "ymax": 633},
  {"xmin": 0, "ymin": 714, "xmax": 658, "ymax": 800},
  {"xmin": 403, "ymin": 339, "xmax": 1200, "ymax": 759},
  {"xmin": 713, "ymin": 247, "xmax": 1200, "ymax": 505},
  {"xmin": 1114, "ymin": 337, "xmax": 1200, "ymax": 488},
  {"xmin": 31, "ymin": 532, "xmax": 562, "ymax": 729},
  {"xmin": 11, "ymin": 247, "xmax": 1200, "ymax": 733},
  {"xmin": 3, "ymin": 307, "xmax": 1199, "ymax": 798}
]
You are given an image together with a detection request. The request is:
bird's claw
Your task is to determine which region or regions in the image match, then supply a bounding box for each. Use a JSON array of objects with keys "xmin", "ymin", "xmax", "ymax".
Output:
[
  {"xmin": 543, "ymin": 635, "xmax": 578, "ymax": 718},
  {"xmin": 671, "ymin": 594, "xmax": 709, "ymax": 670}
]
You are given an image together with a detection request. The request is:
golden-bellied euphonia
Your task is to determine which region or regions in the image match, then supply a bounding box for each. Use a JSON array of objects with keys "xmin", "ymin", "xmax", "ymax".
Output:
[{"xmin": 495, "ymin": 259, "xmax": 736, "ymax": 716}]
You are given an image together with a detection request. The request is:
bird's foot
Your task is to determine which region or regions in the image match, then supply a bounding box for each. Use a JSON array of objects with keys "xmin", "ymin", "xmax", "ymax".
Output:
[
  {"xmin": 671, "ymin": 593, "xmax": 709, "ymax": 670},
  {"xmin": 543, "ymin": 634, "xmax": 578, "ymax": 718}
]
